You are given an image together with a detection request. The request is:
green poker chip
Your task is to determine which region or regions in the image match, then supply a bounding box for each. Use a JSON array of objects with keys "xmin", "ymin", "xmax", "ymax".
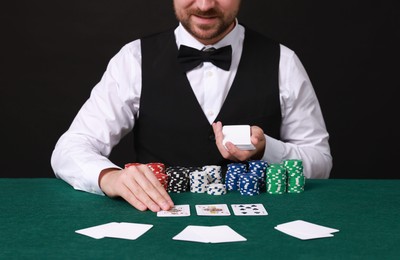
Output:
[{"xmin": 266, "ymin": 159, "xmax": 305, "ymax": 194}]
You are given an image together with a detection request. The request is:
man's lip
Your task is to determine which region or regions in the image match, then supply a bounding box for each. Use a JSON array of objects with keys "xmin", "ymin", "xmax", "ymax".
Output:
[
  {"xmin": 195, "ymin": 14, "xmax": 217, "ymax": 19},
  {"xmin": 192, "ymin": 15, "xmax": 218, "ymax": 23}
]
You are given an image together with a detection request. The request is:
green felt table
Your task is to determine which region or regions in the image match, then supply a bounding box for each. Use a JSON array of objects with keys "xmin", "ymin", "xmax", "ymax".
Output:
[{"xmin": 0, "ymin": 178, "xmax": 399, "ymax": 259}]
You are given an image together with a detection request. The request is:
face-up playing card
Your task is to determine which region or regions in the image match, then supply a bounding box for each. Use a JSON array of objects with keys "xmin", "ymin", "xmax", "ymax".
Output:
[
  {"xmin": 231, "ymin": 204, "xmax": 268, "ymax": 216},
  {"xmin": 195, "ymin": 204, "xmax": 231, "ymax": 216},
  {"xmin": 157, "ymin": 205, "xmax": 190, "ymax": 217}
]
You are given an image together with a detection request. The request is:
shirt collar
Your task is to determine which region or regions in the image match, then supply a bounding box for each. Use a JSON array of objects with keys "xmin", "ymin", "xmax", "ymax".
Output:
[{"xmin": 175, "ymin": 18, "xmax": 244, "ymax": 52}]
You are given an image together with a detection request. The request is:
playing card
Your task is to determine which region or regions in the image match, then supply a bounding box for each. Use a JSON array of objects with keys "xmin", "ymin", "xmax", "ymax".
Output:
[
  {"xmin": 222, "ymin": 125, "xmax": 255, "ymax": 150},
  {"xmin": 173, "ymin": 225, "xmax": 247, "ymax": 243},
  {"xmin": 75, "ymin": 222, "xmax": 153, "ymax": 240},
  {"xmin": 104, "ymin": 222, "xmax": 153, "ymax": 240},
  {"xmin": 157, "ymin": 205, "xmax": 190, "ymax": 217},
  {"xmin": 275, "ymin": 220, "xmax": 339, "ymax": 240},
  {"xmin": 231, "ymin": 203, "xmax": 268, "ymax": 216},
  {"xmin": 75, "ymin": 222, "xmax": 118, "ymax": 239},
  {"xmin": 195, "ymin": 204, "xmax": 231, "ymax": 216}
]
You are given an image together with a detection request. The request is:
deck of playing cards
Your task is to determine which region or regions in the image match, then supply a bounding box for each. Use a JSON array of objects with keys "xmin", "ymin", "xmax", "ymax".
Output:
[{"xmin": 222, "ymin": 125, "xmax": 255, "ymax": 150}]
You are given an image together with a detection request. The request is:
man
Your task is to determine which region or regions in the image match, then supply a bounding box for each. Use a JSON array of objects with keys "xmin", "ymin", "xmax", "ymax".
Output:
[{"xmin": 51, "ymin": 0, "xmax": 332, "ymax": 212}]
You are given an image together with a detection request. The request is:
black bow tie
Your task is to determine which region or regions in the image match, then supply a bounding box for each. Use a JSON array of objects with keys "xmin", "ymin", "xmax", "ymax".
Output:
[{"xmin": 177, "ymin": 45, "xmax": 232, "ymax": 72}]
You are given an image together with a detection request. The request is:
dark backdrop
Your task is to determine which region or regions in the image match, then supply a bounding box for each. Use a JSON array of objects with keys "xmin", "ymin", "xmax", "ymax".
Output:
[{"xmin": 1, "ymin": 0, "xmax": 399, "ymax": 179}]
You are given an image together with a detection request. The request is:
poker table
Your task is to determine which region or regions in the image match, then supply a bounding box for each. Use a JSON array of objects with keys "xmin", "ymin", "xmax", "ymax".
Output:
[{"xmin": 0, "ymin": 178, "xmax": 399, "ymax": 259}]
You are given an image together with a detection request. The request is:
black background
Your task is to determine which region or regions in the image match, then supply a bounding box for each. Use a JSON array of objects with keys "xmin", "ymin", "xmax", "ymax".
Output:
[{"xmin": 1, "ymin": 0, "xmax": 399, "ymax": 179}]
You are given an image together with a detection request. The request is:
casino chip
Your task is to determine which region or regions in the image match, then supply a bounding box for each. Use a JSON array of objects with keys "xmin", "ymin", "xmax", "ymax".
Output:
[
  {"xmin": 207, "ymin": 183, "xmax": 227, "ymax": 195},
  {"xmin": 189, "ymin": 170, "xmax": 209, "ymax": 193},
  {"xmin": 202, "ymin": 165, "xmax": 223, "ymax": 184},
  {"xmin": 238, "ymin": 172, "xmax": 260, "ymax": 196},
  {"xmin": 266, "ymin": 163, "xmax": 287, "ymax": 194},
  {"xmin": 283, "ymin": 159, "xmax": 305, "ymax": 193},
  {"xmin": 225, "ymin": 163, "xmax": 247, "ymax": 191},
  {"xmin": 265, "ymin": 159, "xmax": 305, "ymax": 194},
  {"xmin": 165, "ymin": 166, "xmax": 191, "ymax": 193},
  {"xmin": 125, "ymin": 162, "xmax": 169, "ymax": 191},
  {"xmin": 248, "ymin": 160, "xmax": 268, "ymax": 192},
  {"xmin": 123, "ymin": 159, "xmax": 305, "ymax": 196}
]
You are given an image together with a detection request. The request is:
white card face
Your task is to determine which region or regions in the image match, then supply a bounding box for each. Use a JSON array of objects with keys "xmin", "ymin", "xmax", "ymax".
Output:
[
  {"xmin": 231, "ymin": 204, "xmax": 268, "ymax": 216},
  {"xmin": 157, "ymin": 205, "xmax": 190, "ymax": 217},
  {"xmin": 172, "ymin": 225, "xmax": 247, "ymax": 243},
  {"xmin": 195, "ymin": 204, "xmax": 231, "ymax": 216}
]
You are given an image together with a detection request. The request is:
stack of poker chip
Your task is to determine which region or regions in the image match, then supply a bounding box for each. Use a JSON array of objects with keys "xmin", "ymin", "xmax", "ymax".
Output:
[
  {"xmin": 125, "ymin": 162, "xmax": 169, "ymax": 191},
  {"xmin": 189, "ymin": 170, "xmax": 209, "ymax": 193},
  {"xmin": 224, "ymin": 163, "xmax": 247, "ymax": 191},
  {"xmin": 146, "ymin": 162, "xmax": 169, "ymax": 190},
  {"xmin": 165, "ymin": 166, "xmax": 191, "ymax": 193},
  {"xmin": 283, "ymin": 159, "xmax": 305, "ymax": 193},
  {"xmin": 146, "ymin": 162, "xmax": 166, "ymax": 174},
  {"xmin": 238, "ymin": 172, "xmax": 260, "ymax": 196},
  {"xmin": 202, "ymin": 165, "xmax": 223, "ymax": 184},
  {"xmin": 207, "ymin": 183, "xmax": 227, "ymax": 195},
  {"xmin": 266, "ymin": 163, "xmax": 287, "ymax": 194},
  {"xmin": 248, "ymin": 160, "xmax": 268, "ymax": 192}
]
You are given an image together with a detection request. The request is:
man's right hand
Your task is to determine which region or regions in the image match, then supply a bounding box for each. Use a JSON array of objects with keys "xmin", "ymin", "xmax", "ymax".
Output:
[{"xmin": 98, "ymin": 165, "xmax": 174, "ymax": 212}]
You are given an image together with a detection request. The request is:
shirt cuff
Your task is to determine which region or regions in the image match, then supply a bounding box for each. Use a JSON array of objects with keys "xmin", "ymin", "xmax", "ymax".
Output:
[
  {"xmin": 78, "ymin": 160, "xmax": 122, "ymax": 195},
  {"xmin": 262, "ymin": 135, "xmax": 285, "ymax": 164}
]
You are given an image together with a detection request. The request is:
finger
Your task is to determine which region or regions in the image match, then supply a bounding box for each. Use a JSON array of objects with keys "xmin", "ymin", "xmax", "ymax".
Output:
[
  {"xmin": 225, "ymin": 141, "xmax": 252, "ymax": 161},
  {"xmin": 212, "ymin": 122, "xmax": 232, "ymax": 158},
  {"xmin": 137, "ymin": 165, "xmax": 174, "ymax": 210},
  {"xmin": 122, "ymin": 167, "xmax": 164, "ymax": 212},
  {"xmin": 118, "ymin": 182, "xmax": 148, "ymax": 211},
  {"xmin": 212, "ymin": 121, "xmax": 223, "ymax": 144},
  {"xmin": 250, "ymin": 126, "xmax": 266, "ymax": 158},
  {"xmin": 130, "ymin": 165, "xmax": 174, "ymax": 212},
  {"xmin": 129, "ymin": 163, "xmax": 174, "ymax": 207}
]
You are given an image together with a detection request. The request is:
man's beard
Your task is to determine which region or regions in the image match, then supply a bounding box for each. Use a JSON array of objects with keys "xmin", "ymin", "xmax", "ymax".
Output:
[{"xmin": 176, "ymin": 8, "xmax": 237, "ymax": 42}]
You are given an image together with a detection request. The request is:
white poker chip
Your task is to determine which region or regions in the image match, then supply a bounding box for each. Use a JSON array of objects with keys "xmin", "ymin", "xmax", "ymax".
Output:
[{"xmin": 207, "ymin": 183, "xmax": 227, "ymax": 195}]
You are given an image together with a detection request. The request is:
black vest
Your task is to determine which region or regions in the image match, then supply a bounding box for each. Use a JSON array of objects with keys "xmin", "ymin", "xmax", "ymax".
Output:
[{"xmin": 134, "ymin": 27, "xmax": 281, "ymax": 168}]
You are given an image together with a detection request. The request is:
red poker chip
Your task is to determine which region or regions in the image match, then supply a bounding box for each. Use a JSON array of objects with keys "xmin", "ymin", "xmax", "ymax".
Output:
[
  {"xmin": 155, "ymin": 172, "xmax": 169, "ymax": 190},
  {"xmin": 125, "ymin": 162, "xmax": 143, "ymax": 168},
  {"xmin": 146, "ymin": 162, "xmax": 166, "ymax": 174}
]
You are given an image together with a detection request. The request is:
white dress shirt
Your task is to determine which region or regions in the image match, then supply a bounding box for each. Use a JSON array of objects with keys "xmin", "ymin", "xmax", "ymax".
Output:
[{"xmin": 51, "ymin": 21, "xmax": 332, "ymax": 195}]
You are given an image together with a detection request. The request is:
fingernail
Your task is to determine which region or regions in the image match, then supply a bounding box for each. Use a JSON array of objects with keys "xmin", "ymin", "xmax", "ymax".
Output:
[
  {"xmin": 151, "ymin": 204, "xmax": 161, "ymax": 212},
  {"xmin": 160, "ymin": 201, "xmax": 171, "ymax": 211}
]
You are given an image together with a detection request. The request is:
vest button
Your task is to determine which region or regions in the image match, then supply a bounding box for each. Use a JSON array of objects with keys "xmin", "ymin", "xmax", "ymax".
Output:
[{"xmin": 208, "ymin": 134, "xmax": 215, "ymax": 141}]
